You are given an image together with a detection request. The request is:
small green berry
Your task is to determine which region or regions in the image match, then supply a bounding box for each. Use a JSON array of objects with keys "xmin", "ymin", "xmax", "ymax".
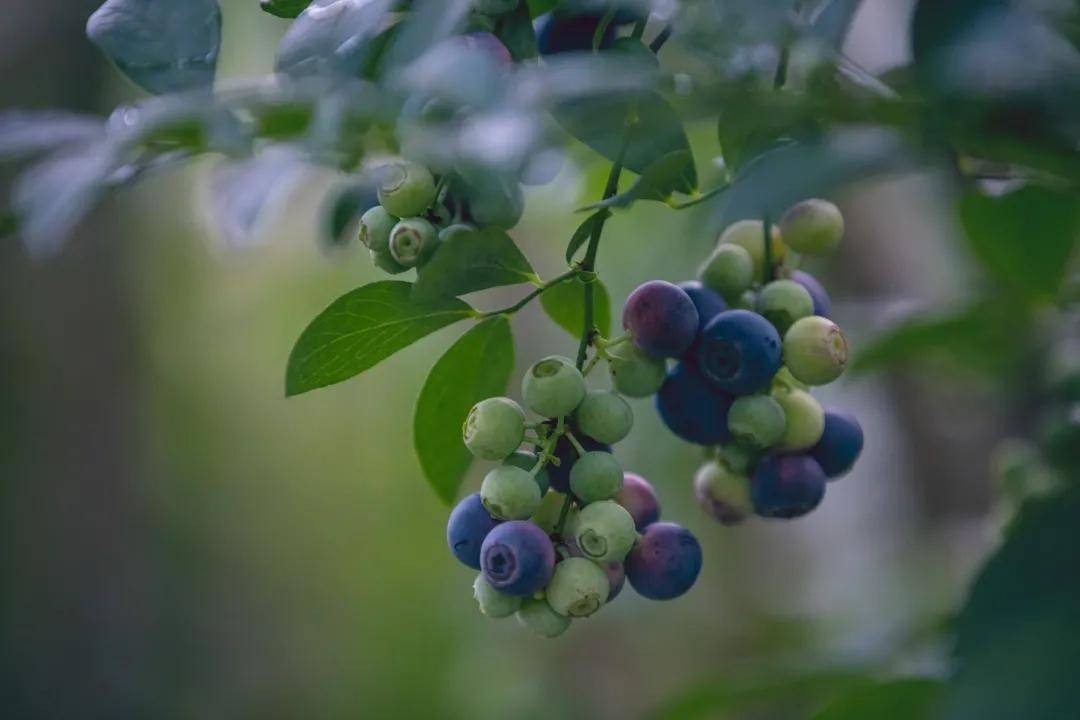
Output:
[
  {"xmin": 464, "ymin": 177, "xmax": 524, "ymax": 230},
  {"xmin": 773, "ymin": 389, "xmax": 825, "ymax": 451},
  {"xmin": 370, "ymin": 247, "xmax": 409, "ymax": 274},
  {"xmin": 757, "ymin": 280, "xmax": 814, "ymax": 335},
  {"xmin": 693, "ymin": 460, "xmax": 753, "ymax": 524},
  {"xmin": 569, "ymin": 451, "xmax": 623, "ymax": 504},
  {"xmin": 607, "ymin": 342, "xmax": 666, "ymax": 398},
  {"xmin": 358, "ymin": 205, "xmax": 396, "ymax": 251},
  {"xmin": 516, "ymin": 598, "xmax": 570, "ymax": 638},
  {"xmin": 480, "ymin": 465, "xmax": 542, "ymax": 520},
  {"xmin": 728, "ymin": 395, "xmax": 786, "ymax": 448},
  {"xmin": 719, "ymin": 219, "xmax": 786, "ymax": 281},
  {"xmin": 473, "ymin": 574, "xmax": 521, "ymax": 618},
  {"xmin": 779, "ymin": 199, "xmax": 844, "ymax": 255},
  {"xmin": 698, "ymin": 243, "xmax": 754, "ymax": 301},
  {"xmin": 377, "ymin": 160, "xmax": 436, "ymax": 217},
  {"xmin": 463, "ymin": 397, "xmax": 525, "ymax": 460},
  {"xmin": 783, "ymin": 316, "xmax": 848, "ymax": 385},
  {"xmin": 522, "ymin": 356, "xmax": 586, "ymax": 418},
  {"xmin": 546, "ymin": 557, "xmax": 610, "ymax": 617},
  {"xmin": 389, "ymin": 217, "xmax": 438, "ymax": 268},
  {"xmin": 572, "ymin": 499, "xmax": 636, "ymax": 563},
  {"xmin": 573, "ymin": 390, "xmax": 633, "ymax": 444},
  {"xmin": 531, "ymin": 490, "xmax": 573, "ymax": 534},
  {"xmin": 504, "ymin": 450, "xmax": 550, "ymax": 494}
]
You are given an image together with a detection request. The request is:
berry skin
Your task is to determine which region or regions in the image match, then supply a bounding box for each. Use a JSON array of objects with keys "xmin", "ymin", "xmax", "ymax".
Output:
[
  {"xmin": 473, "ymin": 574, "xmax": 521, "ymax": 618},
  {"xmin": 516, "ymin": 598, "xmax": 570, "ymax": 638},
  {"xmin": 572, "ymin": 499, "xmax": 637, "ymax": 564},
  {"xmin": 569, "ymin": 450, "xmax": 624, "ymax": 504},
  {"xmin": 480, "ymin": 520, "xmax": 555, "ymax": 596},
  {"xmin": 698, "ymin": 243, "xmax": 754, "ymax": 301},
  {"xmin": 728, "ymin": 394, "xmax": 786, "ymax": 448},
  {"xmin": 545, "ymin": 557, "xmax": 610, "ymax": 617},
  {"xmin": 751, "ymin": 454, "xmax": 826, "ymax": 518},
  {"xmin": 504, "ymin": 450, "xmax": 550, "ymax": 494},
  {"xmin": 789, "ymin": 269, "xmax": 832, "ymax": 318},
  {"xmin": 718, "ymin": 220, "xmax": 785, "ymax": 282},
  {"xmin": 447, "ymin": 492, "xmax": 500, "ymax": 570},
  {"xmin": 376, "ymin": 160, "xmax": 435, "ymax": 218},
  {"xmin": 463, "ymin": 397, "xmax": 525, "ymax": 461},
  {"xmin": 779, "ymin": 199, "xmax": 844, "ymax": 255},
  {"xmin": 626, "ymin": 522, "xmax": 703, "ymax": 601},
  {"xmin": 480, "ymin": 465, "xmax": 542, "ymax": 520},
  {"xmin": 810, "ymin": 410, "xmax": 864, "ymax": 478},
  {"xmin": 531, "ymin": 490, "xmax": 572, "ymax": 534},
  {"xmin": 565, "ymin": 540, "xmax": 627, "ymax": 601},
  {"xmin": 623, "ymin": 280, "xmax": 700, "ymax": 359},
  {"xmin": 522, "ymin": 356, "xmax": 587, "ymax": 418},
  {"xmin": 783, "ymin": 316, "xmax": 848, "ymax": 386},
  {"xmin": 389, "ymin": 217, "xmax": 438, "ymax": 268},
  {"xmin": 694, "ymin": 460, "xmax": 753, "ymax": 525},
  {"xmin": 774, "ymin": 389, "xmax": 825, "ymax": 452},
  {"xmin": 358, "ymin": 205, "xmax": 396, "ymax": 251},
  {"xmin": 573, "ymin": 390, "xmax": 633, "ymax": 444},
  {"xmin": 678, "ymin": 281, "xmax": 728, "ymax": 333},
  {"xmin": 613, "ymin": 472, "xmax": 661, "ymax": 531},
  {"xmin": 656, "ymin": 362, "xmax": 734, "ymax": 445},
  {"xmin": 607, "ymin": 342, "xmax": 667, "ymax": 398},
  {"xmin": 544, "ymin": 433, "xmax": 611, "ymax": 494},
  {"xmin": 696, "ymin": 310, "xmax": 783, "ymax": 396},
  {"xmin": 460, "ymin": 176, "xmax": 525, "ymax": 230},
  {"xmin": 757, "ymin": 279, "xmax": 814, "ymax": 335}
]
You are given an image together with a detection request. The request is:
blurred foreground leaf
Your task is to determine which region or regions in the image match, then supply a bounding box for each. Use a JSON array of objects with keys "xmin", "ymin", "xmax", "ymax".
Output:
[
  {"xmin": 412, "ymin": 226, "xmax": 538, "ymax": 302},
  {"xmin": 495, "ymin": 1, "xmax": 538, "ymax": 61},
  {"xmin": 810, "ymin": 678, "xmax": 944, "ymax": 720},
  {"xmin": 276, "ymin": 0, "xmax": 395, "ymax": 77},
  {"xmin": 587, "ymin": 150, "xmax": 697, "ymax": 209},
  {"xmin": 541, "ymin": 277, "xmax": 612, "ymax": 340},
  {"xmin": 261, "ymin": 0, "xmax": 313, "ymax": 19}
]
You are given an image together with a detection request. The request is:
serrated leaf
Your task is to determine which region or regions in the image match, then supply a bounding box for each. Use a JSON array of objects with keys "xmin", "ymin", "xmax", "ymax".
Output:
[
  {"xmin": 412, "ymin": 226, "xmax": 538, "ymax": 302},
  {"xmin": 495, "ymin": 1, "xmax": 538, "ymax": 61},
  {"xmin": 86, "ymin": 0, "xmax": 222, "ymax": 95},
  {"xmin": 565, "ymin": 211, "xmax": 605, "ymax": 264},
  {"xmin": 810, "ymin": 678, "xmax": 944, "ymax": 720},
  {"xmin": 540, "ymin": 277, "xmax": 612, "ymax": 340},
  {"xmin": 414, "ymin": 317, "xmax": 514, "ymax": 504},
  {"xmin": 286, "ymin": 281, "xmax": 474, "ymax": 395},
  {"xmin": 585, "ymin": 150, "xmax": 694, "ymax": 210},
  {"xmin": 276, "ymin": 0, "xmax": 396, "ymax": 77}
]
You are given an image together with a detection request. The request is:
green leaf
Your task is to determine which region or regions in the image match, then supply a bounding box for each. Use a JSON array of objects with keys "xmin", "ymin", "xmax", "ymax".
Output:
[
  {"xmin": 414, "ymin": 317, "xmax": 515, "ymax": 504},
  {"xmin": 86, "ymin": 0, "xmax": 222, "ymax": 94},
  {"xmin": 494, "ymin": 1, "xmax": 538, "ymax": 61},
  {"xmin": 286, "ymin": 281, "xmax": 473, "ymax": 396},
  {"xmin": 586, "ymin": 151, "xmax": 697, "ymax": 210},
  {"xmin": 810, "ymin": 678, "xmax": 944, "ymax": 720},
  {"xmin": 526, "ymin": 0, "xmax": 558, "ymax": 17},
  {"xmin": 412, "ymin": 225, "xmax": 539, "ymax": 302},
  {"xmin": 959, "ymin": 186, "xmax": 1080, "ymax": 305},
  {"xmin": 650, "ymin": 673, "xmax": 876, "ymax": 720},
  {"xmin": 565, "ymin": 212, "xmax": 605, "ymax": 264},
  {"xmin": 260, "ymin": 0, "xmax": 313, "ymax": 19},
  {"xmin": 540, "ymin": 277, "xmax": 612, "ymax": 340},
  {"xmin": 276, "ymin": 0, "xmax": 395, "ymax": 77}
]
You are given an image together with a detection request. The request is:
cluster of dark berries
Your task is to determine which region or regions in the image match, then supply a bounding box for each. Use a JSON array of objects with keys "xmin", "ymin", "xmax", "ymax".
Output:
[
  {"xmin": 446, "ymin": 355, "xmax": 702, "ymax": 638},
  {"xmin": 618, "ymin": 199, "xmax": 865, "ymax": 523}
]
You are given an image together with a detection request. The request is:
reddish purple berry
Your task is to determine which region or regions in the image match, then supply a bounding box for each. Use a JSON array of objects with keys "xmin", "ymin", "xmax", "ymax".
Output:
[
  {"xmin": 751, "ymin": 454, "xmax": 826, "ymax": 519},
  {"xmin": 656, "ymin": 362, "xmax": 734, "ymax": 446},
  {"xmin": 810, "ymin": 410, "xmax": 864, "ymax": 478},
  {"xmin": 623, "ymin": 280, "xmax": 700, "ymax": 359},
  {"xmin": 480, "ymin": 521, "xmax": 555, "ymax": 596},
  {"xmin": 626, "ymin": 522, "xmax": 703, "ymax": 601},
  {"xmin": 613, "ymin": 472, "xmax": 661, "ymax": 531},
  {"xmin": 446, "ymin": 492, "xmax": 499, "ymax": 569}
]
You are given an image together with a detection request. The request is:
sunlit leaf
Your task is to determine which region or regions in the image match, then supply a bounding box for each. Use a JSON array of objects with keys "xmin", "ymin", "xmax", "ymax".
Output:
[{"xmin": 412, "ymin": 225, "xmax": 538, "ymax": 302}]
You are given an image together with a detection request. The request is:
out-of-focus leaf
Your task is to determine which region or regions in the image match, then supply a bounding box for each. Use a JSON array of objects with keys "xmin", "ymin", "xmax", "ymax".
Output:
[
  {"xmin": 716, "ymin": 103, "xmax": 800, "ymax": 175},
  {"xmin": 941, "ymin": 488, "xmax": 1080, "ymax": 719},
  {"xmin": 540, "ymin": 276, "xmax": 612, "ymax": 339},
  {"xmin": 495, "ymin": 1, "xmax": 538, "ymax": 60},
  {"xmin": 565, "ymin": 211, "xmax": 605, "ymax": 263},
  {"xmin": 526, "ymin": 0, "xmax": 557, "ymax": 17},
  {"xmin": 412, "ymin": 225, "xmax": 538, "ymax": 301},
  {"xmin": 810, "ymin": 0, "xmax": 864, "ymax": 50},
  {"xmin": 959, "ymin": 186, "xmax": 1080, "ymax": 305},
  {"xmin": 414, "ymin": 317, "xmax": 514, "ymax": 504},
  {"xmin": 319, "ymin": 180, "xmax": 378, "ymax": 249},
  {"xmin": 276, "ymin": 0, "xmax": 396, "ymax": 77},
  {"xmin": 0, "ymin": 112, "xmax": 104, "ymax": 161},
  {"xmin": 286, "ymin": 281, "xmax": 474, "ymax": 396},
  {"xmin": 261, "ymin": 0, "xmax": 313, "ymax": 18},
  {"xmin": 204, "ymin": 147, "xmax": 309, "ymax": 249},
  {"xmin": 650, "ymin": 673, "xmax": 876, "ymax": 720},
  {"xmin": 586, "ymin": 150, "xmax": 695, "ymax": 209},
  {"xmin": 86, "ymin": 0, "xmax": 222, "ymax": 94},
  {"xmin": 809, "ymin": 678, "xmax": 944, "ymax": 720},
  {"xmin": 380, "ymin": 0, "xmax": 473, "ymax": 73}
]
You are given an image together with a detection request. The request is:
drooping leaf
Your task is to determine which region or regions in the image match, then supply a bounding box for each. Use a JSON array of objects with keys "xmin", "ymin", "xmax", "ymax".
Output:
[
  {"xmin": 495, "ymin": 1, "xmax": 539, "ymax": 61},
  {"xmin": 565, "ymin": 211, "xmax": 605, "ymax": 264},
  {"xmin": 411, "ymin": 225, "xmax": 539, "ymax": 302},
  {"xmin": 540, "ymin": 277, "xmax": 612, "ymax": 340},
  {"xmin": 809, "ymin": 678, "xmax": 944, "ymax": 720},
  {"xmin": 286, "ymin": 281, "xmax": 474, "ymax": 396},
  {"xmin": 0, "ymin": 112, "xmax": 104, "ymax": 161},
  {"xmin": 959, "ymin": 185, "xmax": 1080, "ymax": 305},
  {"xmin": 585, "ymin": 150, "xmax": 696, "ymax": 209},
  {"xmin": 86, "ymin": 0, "xmax": 222, "ymax": 94},
  {"xmin": 205, "ymin": 148, "xmax": 310, "ymax": 249},
  {"xmin": 276, "ymin": 0, "xmax": 396, "ymax": 77},
  {"xmin": 414, "ymin": 317, "xmax": 514, "ymax": 504},
  {"xmin": 261, "ymin": 0, "xmax": 313, "ymax": 19}
]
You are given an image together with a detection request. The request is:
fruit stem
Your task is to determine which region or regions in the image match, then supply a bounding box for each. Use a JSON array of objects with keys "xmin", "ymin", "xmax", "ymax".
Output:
[
  {"xmin": 477, "ymin": 268, "xmax": 581, "ymax": 318},
  {"xmin": 564, "ymin": 429, "xmax": 587, "ymax": 457},
  {"xmin": 762, "ymin": 212, "xmax": 774, "ymax": 284},
  {"xmin": 554, "ymin": 493, "xmax": 575, "ymax": 537}
]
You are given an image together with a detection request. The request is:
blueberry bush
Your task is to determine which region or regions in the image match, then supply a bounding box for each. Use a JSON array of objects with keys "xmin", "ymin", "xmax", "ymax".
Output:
[{"xmin": 1, "ymin": 0, "xmax": 1079, "ymax": 715}]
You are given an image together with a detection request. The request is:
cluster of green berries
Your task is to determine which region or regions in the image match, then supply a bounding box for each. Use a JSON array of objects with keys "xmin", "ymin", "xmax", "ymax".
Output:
[
  {"xmin": 617, "ymin": 199, "xmax": 865, "ymax": 522},
  {"xmin": 447, "ymin": 355, "xmax": 702, "ymax": 638}
]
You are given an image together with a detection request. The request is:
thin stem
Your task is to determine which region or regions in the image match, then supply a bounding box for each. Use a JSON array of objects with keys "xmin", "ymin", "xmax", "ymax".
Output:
[
  {"xmin": 773, "ymin": 45, "xmax": 790, "ymax": 89},
  {"xmin": 564, "ymin": 430, "xmax": 587, "ymax": 457},
  {"xmin": 631, "ymin": 18, "xmax": 647, "ymax": 40},
  {"xmin": 581, "ymin": 353, "xmax": 603, "ymax": 378},
  {"xmin": 762, "ymin": 213, "xmax": 774, "ymax": 283},
  {"xmin": 554, "ymin": 493, "xmax": 575, "ymax": 537},
  {"xmin": 649, "ymin": 25, "xmax": 672, "ymax": 53},
  {"xmin": 477, "ymin": 269, "xmax": 580, "ymax": 318},
  {"xmin": 667, "ymin": 182, "xmax": 731, "ymax": 210}
]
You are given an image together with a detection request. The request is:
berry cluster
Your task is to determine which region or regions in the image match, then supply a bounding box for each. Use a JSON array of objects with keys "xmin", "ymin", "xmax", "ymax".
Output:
[
  {"xmin": 447, "ymin": 355, "xmax": 702, "ymax": 638},
  {"xmin": 617, "ymin": 199, "xmax": 865, "ymax": 523}
]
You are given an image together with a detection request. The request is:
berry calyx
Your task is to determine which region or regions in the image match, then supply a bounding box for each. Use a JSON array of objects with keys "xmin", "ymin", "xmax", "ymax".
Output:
[
  {"xmin": 783, "ymin": 316, "xmax": 849, "ymax": 386},
  {"xmin": 545, "ymin": 557, "xmax": 610, "ymax": 617},
  {"xmin": 463, "ymin": 397, "xmax": 525, "ymax": 461},
  {"xmin": 480, "ymin": 521, "xmax": 555, "ymax": 596}
]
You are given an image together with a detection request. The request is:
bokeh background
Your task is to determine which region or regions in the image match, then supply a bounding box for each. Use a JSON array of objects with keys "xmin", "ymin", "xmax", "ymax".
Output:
[{"xmin": 0, "ymin": 1, "xmax": 1032, "ymax": 718}]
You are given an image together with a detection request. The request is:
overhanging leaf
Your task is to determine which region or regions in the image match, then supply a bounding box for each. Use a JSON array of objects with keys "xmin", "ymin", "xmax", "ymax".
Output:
[
  {"xmin": 414, "ymin": 317, "xmax": 514, "ymax": 504},
  {"xmin": 585, "ymin": 150, "xmax": 695, "ymax": 210},
  {"xmin": 412, "ymin": 225, "xmax": 539, "ymax": 302},
  {"xmin": 286, "ymin": 281, "xmax": 473, "ymax": 396},
  {"xmin": 540, "ymin": 277, "xmax": 612, "ymax": 340}
]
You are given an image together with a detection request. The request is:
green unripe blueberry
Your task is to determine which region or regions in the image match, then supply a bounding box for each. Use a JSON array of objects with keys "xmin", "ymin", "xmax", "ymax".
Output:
[
  {"xmin": 773, "ymin": 389, "xmax": 825, "ymax": 451},
  {"xmin": 572, "ymin": 499, "xmax": 636, "ymax": 563},
  {"xmin": 573, "ymin": 390, "xmax": 633, "ymax": 444},
  {"xmin": 545, "ymin": 557, "xmax": 610, "ymax": 617},
  {"xmin": 570, "ymin": 451, "xmax": 623, "ymax": 504},
  {"xmin": 758, "ymin": 280, "xmax": 814, "ymax": 335},
  {"xmin": 733, "ymin": 290, "xmax": 757, "ymax": 311},
  {"xmin": 473, "ymin": 574, "xmax": 521, "ymax": 618},
  {"xmin": 389, "ymin": 217, "xmax": 438, "ymax": 268},
  {"xmin": 516, "ymin": 598, "xmax": 570, "ymax": 638},
  {"xmin": 719, "ymin": 219, "xmax": 786, "ymax": 281},
  {"xmin": 532, "ymin": 490, "xmax": 573, "ymax": 534},
  {"xmin": 369, "ymin": 247, "xmax": 409, "ymax": 274},
  {"xmin": 463, "ymin": 397, "xmax": 525, "ymax": 460},
  {"xmin": 522, "ymin": 356, "xmax": 586, "ymax": 418},
  {"xmin": 377, "ymin": 160, "xmax": 435, "ymax": 218},
  {"xmin": 480, "ymin": 465, "xmax": 542, "ymax": 520},
  {"xmin": 728, "ymin": 395, "xmax": 786, "ymax": 448},
  {"xmin": 607, "ymin": 342, "xmax": 666, "ymax": 398},
  {"xmin": 466, "ymin": 178, "xmax": 524, "ymax": 230},
  {"xmin": 358, "ymin": 205, "xmax": 396, "ymax": 251},
  {"xmin": 505, "ymin": 450, "xmax": 550, "ymax": 494},
  {"xmin": 779, "ymin": 199, "xmax": 844, "ymax": 255},
  {"xmin": 693, "ymin": 460, "xmax": 754, "ymax": 524},
  {"xmin": 698, "ymin": 243, "xmax": 754, "ymax": 300},
  {"xmin": 783, "ymin": 316, "xmax": 849, "ymax": 385},
  {"xmin": 771, "ymin": 366, "xmax": 809, "ymax": 394}
]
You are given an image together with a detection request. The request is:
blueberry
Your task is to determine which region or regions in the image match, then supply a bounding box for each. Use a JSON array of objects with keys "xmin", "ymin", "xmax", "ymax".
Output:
[
  {"xmin": 480, "ymin": 520, "xmax": 556, "ymax": 596},
  {"xmin": 751, "ymin": 454, "xmax": 826, "ymax": 518},
  {"xmin": 564, "ymin": 543, "xmax": 626, "ymax": 601},
  {"xmin": 757, "ymin": 280, "xmax": 814, "ymax": 335},
  {"xmin": 358, "ymin": 205, "xmax": 396, "ymax": 251},
  {"xmin": 607, "ymin": 342, "xmax": 667, "ymax": 398},
  {"xmin": 455, "ymin": 31, "xmax": 513, "ymax": 68},
  {"xmin": 779, "ymin": 199, "xmax": 844, "ymax": 255},
  {"xmin": 516, "ymin": 598, "xmax": 570, "ymax": 638},
  {"xmin": 543, "ymin": 432, "xmax": 612, "ymax": 494},
  {"xmin": 463, "ymin": 397, "xmax": 525, "ymax": 460},
  {"xmin": 789, "ymin": 269, "xmax": 832, "ymax": 318},
  {"xmin": 613, "ymin": 472, "xmax": 660, "ymax": 531},
  {"xmin": 376, "ymin": 160, "xmax": 435, "ymax": 218},
  {"xmin": 389, "ymin": 217, "xmax": 438, "ymax": 268},
  {"xmin": 728, "ymin": 394, "xmax": 786, "ymax": 448},
  {"xmin": 773, "ymin": 388, "xmax": 825, "ymax": 451},
  {"xmin": 480, "ymin": 465, "xmax": 542, "ymax": 520},
  {"xmin": 571, "ymin": 499, "xmax": 637, "ymax": 563},
  {"xmin": 698, "ymin": 244, "xmax": 754, "ymax": 301},
  {"xmin": 810, "ymin": 410, "xmax": 864, "ymax": 478},
  {"xmin": 545, "ymin": 557, "xmax": 610, "ymax": 617},
  {"xmin": 573, "ymin": 390, "xmax": 633, "ymax": 444},
  {"xmin": 504, "ymin": 450, "xmax": 550, "ymax": 494},
  {"xmin": 455, "ymin": 173, "xmax": 524, "ymax": 230},
  {"xmin": 570, "ymin": 450, "xmax": 623, "ymax": 504},
  {"xmin": 446, "ymin": 492, "xmax": 499, "ymax": 569},
  {"xmin": 678, "ymin": 281, "xmax": 728, "ymax": 333},
  {"xmin": 696, "ymin": 310, "xmax": 782, "ymax": 396},
  {"xmin": 783, "ymin": 316, "xmax": 848, "ymax": 386},
  {"xmin": 693, "ymin": 460, "xmax": 753, "ymax": 525},
  {"xmin": 623, "ymin": 280, "xmax": 700, "ymax": 359},
  {"xmin": 718, "ymin": 220, "xmax": 785, "ymax": 282},
  {"xmin": 626, "ymin": 522, "xmax": 703, "ymax": 601},
  {"xmin": 522, "ymin": 355, "xmax": 587, "ymax": 418},
  {"xmin": 656, "ymin": 362, "xmax": 734, "ymax": 445},
  {"xmin": 473, "ymin": 573, "xmax": 521, "ymax": 618}
]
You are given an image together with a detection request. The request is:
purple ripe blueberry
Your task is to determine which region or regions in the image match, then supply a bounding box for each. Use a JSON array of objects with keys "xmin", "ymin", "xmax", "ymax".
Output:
[
  {"xmin": 480, "ymin": 520, "xmax": 555, "ymax": 596},
  {"xmin": 789, "ymin": 269, "xmax": 832, "ymax": 318},
  {"xmin": 446, "ymin": 492, "xmax": 499, "ymax": 570},
  {"xmin": 696, "ymin": 310, "xmax": 782, "ymax": 395},
  {"xmin": 656, "ymin": 362, "xmax": 734, "ymax": 446},
  {"xmin": 751, "ymin": 454, "xmax": 826, "ymax": 519},
  {"xmin": 693, "ymin": 460, "xmax": 753, "ymax": 525},
  {"xmin": 626, "ymin": 522, "xmax": 703, "ymax": 601},
  {"xmin": 810, "ymin": 410, "xmax": 864, "ymax": 478},
  {"xmin": 613, "ymin": 472, "xmax": 661, "ymax": 531},
  {"xmin": 623, "ymin": 280, "xmax": 700, "ymax": 359},
  {"xmin": 678, "ymin": 281, "xmax": 728, "ymax": 334},
  {"xmin": 536, "ymin": 12, "xmax": 615, "ymax": 55},
  {"xmin": 543, "ymin": 432, "xmax": 611, "ymax": 494}
]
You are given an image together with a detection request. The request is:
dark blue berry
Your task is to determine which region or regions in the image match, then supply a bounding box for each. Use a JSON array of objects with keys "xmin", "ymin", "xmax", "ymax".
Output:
[
  {"xmin": 810, "ymin": 410, "xmax": 864, "ymax": 478},
  {"xmin": 696, "ymin": 309, "xmax": 782, "ymax": 395},
  {"xmin": 446, "ymin": 492, "xmax": 499, "ymax": 569},
  {"xmin": 656, "ymin": 362, "xmax": 734, "ymax": 445},
  {"xmin": 623, "ymin": 280, "xmax": 700, "ymax": 359},
  {"xmin": 626, "ymin": 522, "xmax": 703, "ymax": 601},
  {"xmin": 480, "ymin": 521, "xmax": 556, "ymax": 596},
  {"xmin": 789, "ymin": 270, "xmax": 832, "ymax": 318},
  {"xmin": 751, "ymin": 454, "xmax": 826, "ymax": 519},
  {"xmin": 678, "ymin": 280, "xmax": 728, "ymax": 361}
]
